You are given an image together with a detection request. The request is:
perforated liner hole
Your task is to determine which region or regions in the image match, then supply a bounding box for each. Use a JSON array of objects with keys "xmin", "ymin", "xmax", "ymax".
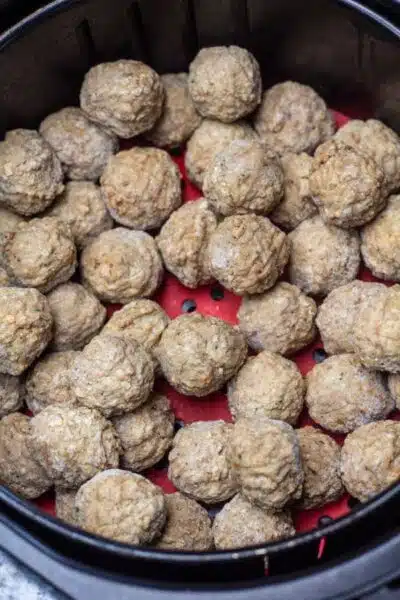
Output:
[
  {"xmin": 318, "ymin": 515, "xmax": 333, "ymax": 527},
  {"xmin": 152, "ymin": 454, "xmax": 169, "ymax": 471},
  {"xmin": 181, "ymin": 299, "xmax": 197, "ymax": 313},
  {"xmin": 313, "ymin": 348, "xmax": 328, "ymax": 363},
  {"xmin": 348, "ymin": 497, "xmax": 360, "ymax": 509},
  {"xmin": 210, "ymin": 285, "xmax": 225, "ymax": 301},
  {"xmin": 174, "ymin": 419, "xmax": 184, "ymax": 433}
]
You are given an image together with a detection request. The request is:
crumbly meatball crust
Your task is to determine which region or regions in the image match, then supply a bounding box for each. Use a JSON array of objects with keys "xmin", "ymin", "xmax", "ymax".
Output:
[{"xmin": 0, "ymin": 374, "xmax": 22, "ymax": 418}]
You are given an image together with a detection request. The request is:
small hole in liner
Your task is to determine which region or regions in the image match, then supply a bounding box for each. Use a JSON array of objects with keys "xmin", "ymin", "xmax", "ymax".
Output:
[
  {"xmin": 348, "ymin": 496, "xmax": 360, "ymax": 509},
  {"xmin": 182, "ymin": 299, "xmax": 197, "ymax": 313},
  {"xmin": 318, "ymin": 515, "xmax": 333, "ymax": 527},
  {"xmin": 152, "ymin": 455, "xmax": 169, "ymax": 471},
  {"xmin": 174, "ymin": 420, "xmax": 184, "ymax": 433},
  {"xmin": 210, "ymin": 285, "xmax": 225, "ymax": 301},
  {"xmin": 313, "ymin": 348, "xmax": 328, "ymax": 363}
]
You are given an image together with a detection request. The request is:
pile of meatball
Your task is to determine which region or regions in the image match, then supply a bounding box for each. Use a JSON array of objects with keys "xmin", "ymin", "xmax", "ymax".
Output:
[{"xmin": 0, "ymin": 44, "xmax": 399, "ymax": 552}]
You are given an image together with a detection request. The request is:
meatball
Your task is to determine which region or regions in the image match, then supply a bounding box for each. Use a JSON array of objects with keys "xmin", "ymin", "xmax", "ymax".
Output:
[
  {"xmin": 31, "ymin": 405, "xmax": 120, "ymax": 489},
  {"xmin": 169, "ymin": 421, "xmax": 238, "ymax": 504},
  {"xmin": 156, "ymin": 313, "xmax": 247, "ymax": 397},
  {"xmin": 0, "ymin": 374, "xmax": 22, "ymax": 418},
  {"xmin": 185, "ymin": 119, "xmax": 258, "ymax": 188},
  {"xmin": 228, "ymin": 352, "xmax": 304, "ymax": 425},
  {"xmin": 81, "ymin": 228, "xmax": 163, "ymax": 304},
  {"xmin": 0, "ymin": 287, "xmax": 53, "ymax": 376},
  {"xmin": 3, "ymin": 217, "xmax": 77, "ymax": 293},
  {"xmin": 0, "ymin": 268, "xmax": 10, "ymax": 287},
  {"xmin": 47, "ymin": 282, "xmax": 106, "ymax": 351},
  {"xmin": 208, "ymin": 214, "xmax": 290, "ymax": 296},
  {"xmin": 203, "ymin": 140, "xmax": 284, "ymax": 217},
  {"xmin": 101, "ymin": 147, "xmax": 181, "ymax": 231},
  {"xmin": 310, "ymin": 140, "xmax": 385, "ymax": 228},
  {"xmin": 157, "ymin": 199, "xmax": 217, "ymax": 288},
  {"xmin": 229, "ymin": 417, "xmax": 303, "ymax": 510},
  {"xmin": 146, "ymin": 73, "xmax": 202, "ymax": 148},
  {"xmin": 388, "ymin": 374, "xmax": 400, "ymax": 410},
  {"xmin": 71, "ymin": 334, "xmax": 154, "ymax": 418},
  {"xmin": 297, "ymin": 427, "xmax": 344, "ymax": 509},
  {"xmin": 288, "ymin": 215, "xmax": 360, "ymax": 297},
  {"xmin": 0, "ymin": 413, "xmax": 52, "ymax": 499},
  {"xmin": 0, "ymin": 207, "xmax": 24, "ymax": 234},
  {"xmin": 254, "ymin": 81, "xmax": 335, "ymax": 155},
  {"xmin": 46, "ymin": 181, "xmax": 113, "ymax": 249},
  {"xmin": 24, "ymin": 351, "xmax": 78, "ymax": 415},
  {"xmin": 112, "ymin": 394, "xmax": 174, "ymax": 472},
  {"xmin": 56, "ymin": 488, "xmax": 77, "ymax": 526},
  {"xmin": 212, "ymin": 494, "xmax": 295, "ymax": 550},
  {"xmin": 154, "ymin": 492, "xmax": 213, "ymax": 551},
  {"xmin": 306, "ymin": 354, "xmax": 394, "ymax": 434},
  {"xmin": 0, "ymin": 129, "xmax": 64, "ymax": 216},
  {"xmin": 39, "ymin": 107, "xmax": 118, "ymax": 181},
  {"xmin": 341, "ymin": 420, "xmax": 400, "ymax": 502},
  {"xmin": 80, "ymin": 60, "xmax": 164, "ymax": 138},
  {"xmin": 269, "ymin": 153, "xmax": 317, "ymax": 231},
  {"xmin": 238, "ymin": 282, "xmax": 317, "ymax": 355}
]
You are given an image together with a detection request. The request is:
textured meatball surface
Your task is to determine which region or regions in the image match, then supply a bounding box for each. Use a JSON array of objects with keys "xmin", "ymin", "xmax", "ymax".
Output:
[
  {"xmin": 55, "ymin": 488, "xmax": 77, "ymax": 526},
  {"xmin": 0, "ymin": 374, "xmax": 22, "ymax": 418},
  {"xmin": 388, "ymin": 374, "xmax": 400, "ymax": 411},
  {"xmin": 0, "ymin": 207, "xmax": 25, "ymax": 234}
]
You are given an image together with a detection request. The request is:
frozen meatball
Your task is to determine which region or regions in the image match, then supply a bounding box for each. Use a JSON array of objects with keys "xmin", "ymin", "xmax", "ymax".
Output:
[
  {"xmin": 185, "ymin": 119, "xmax": 258, "ymax": 188},
  {"xmin": 101, "ymin": 147, "xmax": 181, "ymax": 231},
  {"xmin": 238, "ymin": 282, "xmax": 317, "ymax": 355},
  {"xmin": 297, "ymin": 427, "xmax": 344, "ymax": 509},
  {"xmin": 254, "ymin": 81, "xmax": 335, "ymax": 155},
  {"xmin": 75, "ymin": 469, "xmax": 166, "ymax": 544},
  {"xmin": 80, "ymin": 60, "xmax": 164, "ymax": 138},
  {"xmin": 0, "ymin": 374, "xmax": 22, "ymax": 418},
  {"xmin": 154, "ymin": 492, "xmax": 213, "ymax": 551},
  {"xmin": 46, "ymin": 181, "xmax": 113, "ymax": 249},
  {"xmin": 269, "ymin": 153, "xmax": 317, "ymax": 231},
  {"xmin": 228, "ymin": 352, "xmax": 305, "ymax": 425},
  {"xmin": 0, "ymin": 413, "xmax": 52, "ymax": 499},
  {"xmin": 0, "ymin": 129, "xmax": 64, "ymax": 216},
  {"xmin": 288, "ymin": 215, "xmax": 360, "ymax": 296},
  {"xmin": 203, "ymin": 140, "xmax": 284, "ymax": 216},
  {"xmin": 157, "ymin": 199, "xmax": 217, "ymax": 288},
  {"xmin": 71, "ymin": 334, "xmax": 154, "ymax": 418},
  {"xmin": 212, "ymin": 494, "xmax": 295, "ymax": 550},
  {"xmin": 56, "ymin": 488, "xmax": 77, "ymax": 526},
  {"xmin": 168, "ymin": 421, "xmax": 238, "ymax": 504},
  {"xmin": 24, "ymin": 351, "xmax": 78, "ymax": 415},
  {"xmin": 0, "ymin": 207, "xmax": 24, "ymax": 234},
  {"xmin": 31, "ymin": 405, "xmax": 120, "ymax": 489},
  {"xmin": 0, "ymin": 287, "xmax": 53, "ymax": 376},
  {"xmin": 229, "ymin": 417, "xmax": 303, "ymax": 510},
  {"xmin": 47, "ymin": 282, "xmax": 106, "ymax": 351},
  {"xmin": 208, "ymin": 214, "xmax": 290, "ymax": 296},
  {"xmin": 156, "ymin": 313, "xmax": 247, "ymax": 397},
  {"xmin": 0, "ymin": 269, "xmax": 10, "ymax": 286},
  {"xmin": 310, "ymin": 140, "xmax": 385, "ymax": 228},
  {"xmin": 388, "ymin": 374, "xmax": 400, "ymax": 410},
  {"xmin": 306, "ymin": 354, "xmax": 394, "ymax": 434},
  {"xmin": 146, "ymin": 73, "xmax": 202, "ymax": 148},
  {"xmin": 112, "ymin": 394, "xmax": 174, "ymax": 472},
  {"xmin": 341, "ymin": 420, "xmax": 400, "ymax": 502},
  {"xmin": 81, "ymin": 228, "xmax": 163, "ymax": 304},
  {"xmin": 4, "ymin": 217, "xmax": 77, "ymax": 293},
  {"xmin": 39, "ymin": 107, "xmax": 118, "ymax": 181}
]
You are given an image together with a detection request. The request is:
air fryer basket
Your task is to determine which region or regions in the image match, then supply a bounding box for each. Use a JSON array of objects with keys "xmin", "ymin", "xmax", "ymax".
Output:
[{"xmin": 0, "ymin": 1, "xmax": 399, "ymax": 599}]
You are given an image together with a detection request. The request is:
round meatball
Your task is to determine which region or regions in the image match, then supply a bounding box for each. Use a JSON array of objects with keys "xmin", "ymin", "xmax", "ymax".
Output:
[
  {"xmin": 31, "ymin": 405, "xmax": 121, "ymax": 489},
  {"xmin": 47, "ymin": 282, "xmax": 106, "ymax": 351},
  {"xmin": 101, "ymin": 147, "xmax": 181, "ymax": 231},
  {"xmin": 297, "ymin": 426, "xmax": 344, "ymax": 509},
  {"xmin": 0, "ymin": 129, "xmax": 64, "ymax": 216},
  {"xmin": 310, "ymin": 140, "xmax": 385, "ymax": 228},
  {"xmin": 229, "ymin": 417, "xmax": 303, "ymax": 510},
  {"xmin": 0, "ymin": 374, "xmax": 22, "ymax": 418},
  {"xmin": 0, "ymin": 287, "xmax": 53, "ymax": 376},
  {"xmin": 188, "ymin": 46, "xmax": 261, "ymax": 123},
  {"xmin": 0, "ymin": 207, "xmax": 25, "ymax": 234},
  {"xmin": 80, "ymin": 60, "xmax": 164, "ymax": 138},
  {"xmin": 306, "ymin": 354, "xmax": 394, "ymax": 433},
  {"xmin": 156, "ymin": 313, "xmax": 247, "ymax": 397},
  {"xmin": 55, "ymin": 488, "xmax": 77, "ymax": 526},
  {"xmin": 212, "ymin": 494, "xmax": 295, "ymax": 550},
  {"xmin": 254, "ymin": 81, "xmax": 335, "ymax": 155},
  {"xmin": 71, "ymin": 334, "xmax": 154, "ymax": 418},
  {"xmin": 388, "ymin": 374, "xmax": 400, "ymax": 411},
  {"xmin": 341, "ymin": 420, "xmax": 400, "ymax": 502},
  {"xmin": 168, "ymin": 421, "xmax": 238, "ymax": 504},
  {"xmin": 112, "ymin": 394, "xmax": 174, "ymax": 472},
  {"xmin": 185, "ymin": 119, "xmax": 258, "ymax": 188},
  {"xmin": 24, "ymin": 351, "xmax": 78, "ymax": 415},
  {"xmin": 39, "ymin": 107, "xmax": 118, "ymax": 181},
  {"xmin": 0, "ymin": 413, "xmax": 52, "ymax": 499},
  {"xmin": 208, "ymin": 214, "xmax": 290, "ymax": 296},
  {"xmin": 0, "ymin": 268, "xmax": 10, "ymax": 287},
  {"xmin": 203, "ymin": 140, "xmax": 284, "ymax": 217},
  {"xmin": 228, "ymin": 352, "xmax": 304, "ymax": 425},
  {"xmin": 157, "ymin": 199, "xmax": 217, "ymax": 288},
  {"xmin": 154, "ymin": 492, "xmax": 213, "ymax": 551},
  {"xmin": 146, "ymin": 73, "xmax": 202, "ymax": 148},
  {"xmin": 81, "ymin": 228, "xmax": 163, "ymax": 304},
  {"xmin": 238, "ymin": 282, "xmax": 317, "ymax": 355},
  {"xmin": 288, "ymin": 215, "xmax": 360, "ymax": 297}
]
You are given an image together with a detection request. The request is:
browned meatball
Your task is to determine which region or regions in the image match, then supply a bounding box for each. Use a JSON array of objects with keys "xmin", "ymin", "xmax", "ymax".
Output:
[
  {"xmin": 0, "ymin": 268, "xmax": 10, "ymax": 286},
  {"xmin": 388, "ymin": 374, "xmax": 400, "ymax": 411},
  {"xmin": 0, "ymin": 207, "xmax": 25, "ymax": 234},
  {"xmin": 55, "ymin": 488, "xmax": 77, "ymax": 526},
  {"xmin": 0, "ymin": 374, "xmax": 22, "ymax": 417}
]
